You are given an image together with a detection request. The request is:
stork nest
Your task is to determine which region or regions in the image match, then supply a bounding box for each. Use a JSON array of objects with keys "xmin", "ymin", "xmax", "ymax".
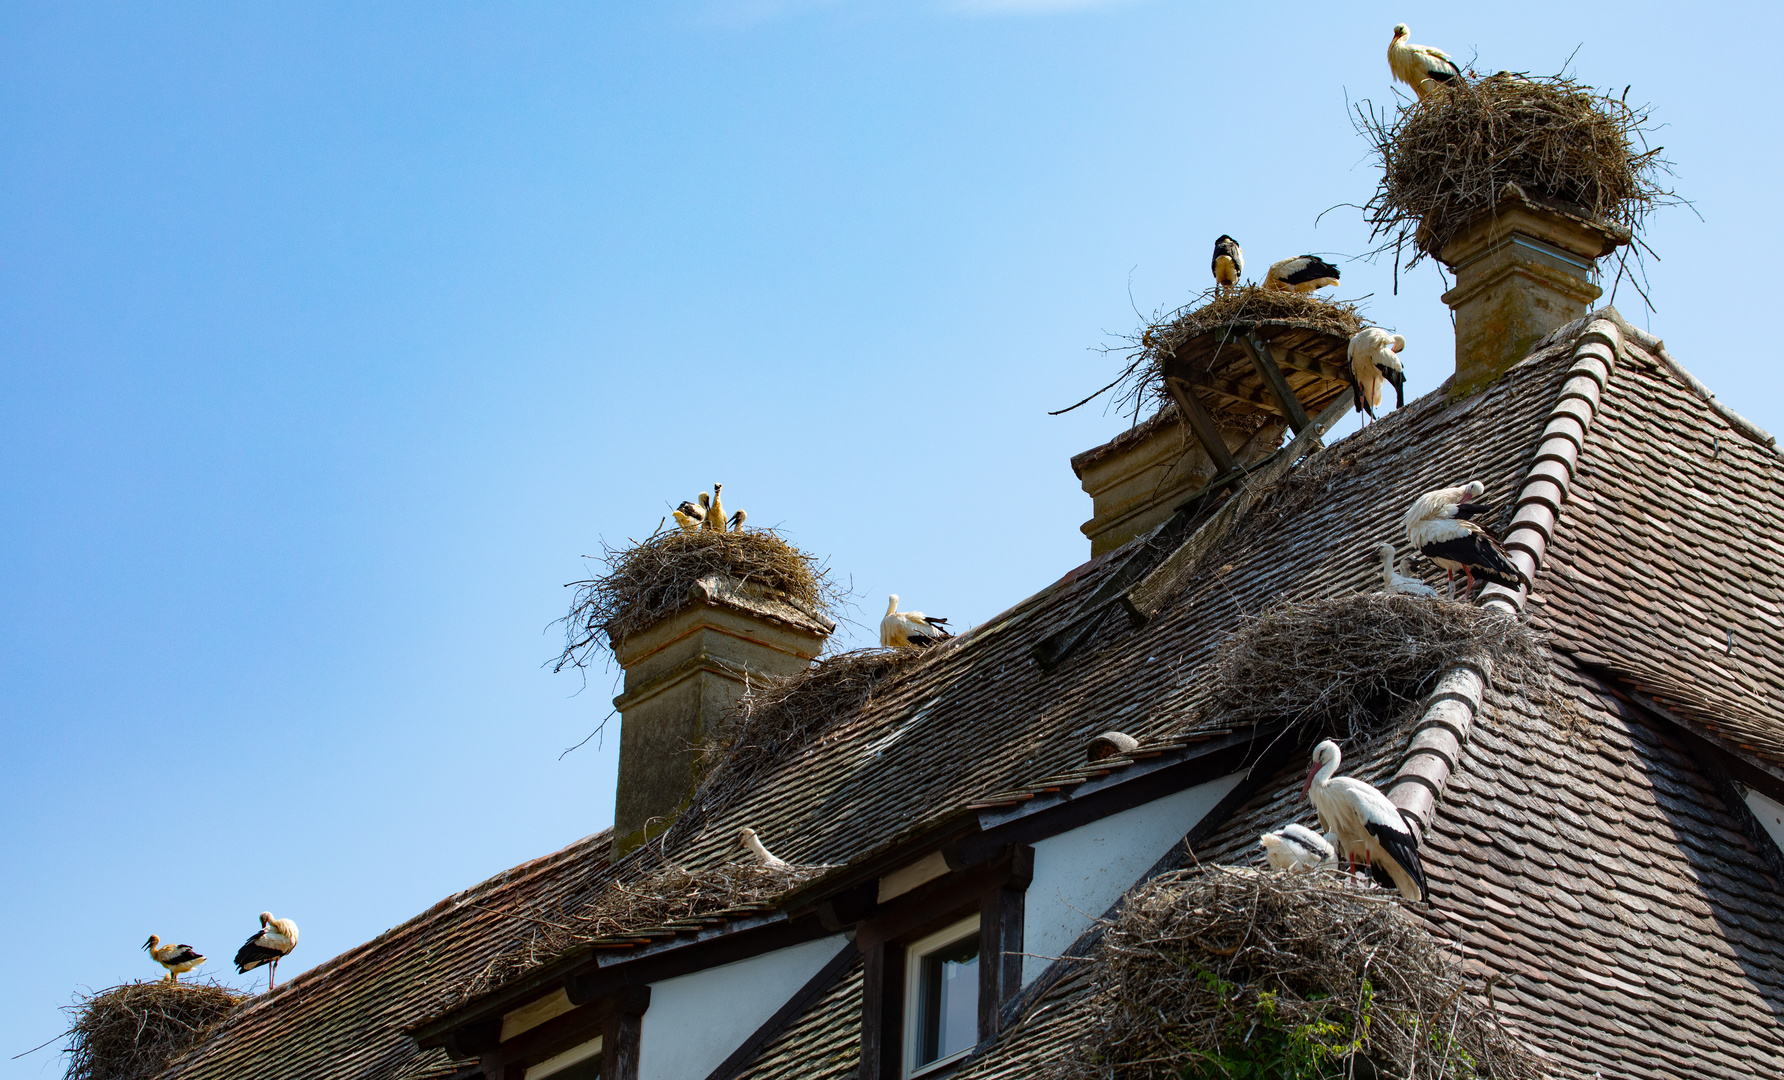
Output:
[
  {"xmin": 61, "ymin": 981, "xmax": 244, "ymax": 1080},
  {"xmin": 553, "ymin": 527, "xmax": 842, "ymax": 668},
  {"xmin": 1054, "ymin": 868, "xmax": 1542, "ymax": 1080},
  {"xmin": 458, "ymin": 860, "xmax": 824, "ymax": 1001},
  {"xmin": 664, "ymin": 647, "xmax": 929, "ymax": 850},
  {"xmin": 1103, "ymin": 287, "xmax": 1364, "ymax": 421},
  {"xmin": 1357, "ymin": 73, "xmax": 1675, "ymax": 271},
  {"xmin": 1206, "ymin": 593, "xmax": 1550, "ymax": 742}
]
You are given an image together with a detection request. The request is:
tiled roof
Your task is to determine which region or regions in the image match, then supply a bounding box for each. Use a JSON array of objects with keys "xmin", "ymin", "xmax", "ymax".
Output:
[{"xmin": 161, "ymin": 307, "xmax": 1784, "ymax": 1080}]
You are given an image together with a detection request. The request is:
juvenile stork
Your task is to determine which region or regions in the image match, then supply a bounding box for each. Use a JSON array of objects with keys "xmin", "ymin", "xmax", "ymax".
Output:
[
  {"xmin": 1377, "ymin": 543, "xmax": 1437, "ymax": 597},
  {"xmin": 880, "ymin": 595, "xmax": 952, "ymax": 648},
  {"xmin": 1402, "ymin": 481, "xmax": 1527, "ymax": 598},
  {"xmin": 736, "ymin": 827, "xmax": 789, "ymax": 869},
  {"xmin": 703, "ymin": 484, "xmax": 726, "ymax": 532},
  {"xmin": 1264, "ymin": 256, "xmax": 1340, "ymax": 294},
  {"xmin": 672, "ymin": 492, "xmax": 709, "ymax": 533},
  {"xmin": 1258, "ymin": 823, "xmax": 1337, "ymax": 872},
  {"xmin": 1347, "ymin": 327, "xmax": 1406, "ymax": 421},
  {"xmin": 1388, "ymin": 23, "xmax": 1464, "ymax": 100},
  {"xmin": 143, "ymin": 935, "xmax": 204, "ymax": 982},
  {"xmin": 234, "ymin": 912, "xmax": 299, "ymax": 990},
  {"xmin": 1304, "ymin": 740, "xmax": 1427, "ymax": 902},
  {"xmin": 1211, "ymin": 235, "xmax": 1244, "ymax": 292}
]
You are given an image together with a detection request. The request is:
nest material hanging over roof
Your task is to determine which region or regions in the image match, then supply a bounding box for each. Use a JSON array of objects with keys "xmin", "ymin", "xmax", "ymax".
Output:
[
  {"xmin": 1055, "ymin": 867, "xmax": 1542, "ymax": 1080},
  {"xmin": 1111, "ymin": 287, "xmax": 1365, "ymax": 421},
  {"xmin": 62, "ymin": 981, "xmax": 244, "ymax": 1080},
  {"xmin": 1206, "ymin": 592, "xmax": 1549, "ymax": 742},
  {"xmin": 1358, "ymin": 73, "xmax": 1673, "ymax": 267},
  {"xmin": 554, "ymin": 527, "xmax": 842, "ymax": 668}
]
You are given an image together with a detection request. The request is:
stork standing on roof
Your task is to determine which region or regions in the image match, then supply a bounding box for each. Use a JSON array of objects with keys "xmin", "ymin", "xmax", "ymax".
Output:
[
  {"xmin": 1403, "ymin": 481, "xmax": 1528, "ymax": 598},
  {"xmin": 1304, "ymin": 740, "xmax": 1427, "ymax": 902},
  {"xmin": 234, "ymin": 912, "xmax": 299, "ymax": 990},
  {"xmin": 1264, "ymin": 256, "xmax": 1340, "ymax": 294},
  {"xmin": 1258, "ymin": 824, "xmax": 1337, "ymax": 872},
  {"xmin": 1388, "ymin": 23, "xmax": 1464, "ymax": 100},
  {"xmin": 672, "ymin": 493, "xmax": 709, "ymax": 533},
  {"xmin": 880, "ymin": 595, "xmax": 952, "ymax": 648},
  {"xmin": 1211, "ymin": 235, "xmax": 1244, "ymax": 293},
  {"xmin": 1377, "ymin": 543, "xmax": 1437, "ymax": 597},
  {"xmin": 143, "ymin": 935, "xmax": 204, "ymax": 982},
  {"xmin": 1348, "ymin": 327, "xmax": 1406, "ymax": 422},
  {"xmin": 736, "ymin": 827, "xmax": 789, "ymax": 869}
]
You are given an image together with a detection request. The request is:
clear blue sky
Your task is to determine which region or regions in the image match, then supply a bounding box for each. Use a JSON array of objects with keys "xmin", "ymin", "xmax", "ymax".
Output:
[{"xmin": 2, "ymin": 1, "xmax": 1773, "ymax": 1071}]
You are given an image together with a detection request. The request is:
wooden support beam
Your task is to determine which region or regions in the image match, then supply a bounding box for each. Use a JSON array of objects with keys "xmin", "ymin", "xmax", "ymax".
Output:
[
  {"xmin": 1240, "ymin": 332, "xmax": 1312, "ymax": 434},
  {"xmin": 1272, "ymin": 346, "xmax": 1350, "ymax": 383},
  {"xmin": 1183, "ymin": 369, "xmax": 1274, "ymax": 412},
  {"xmin": 1162, "ymin": 376, "xmax": 1238, "ymax": 475}
]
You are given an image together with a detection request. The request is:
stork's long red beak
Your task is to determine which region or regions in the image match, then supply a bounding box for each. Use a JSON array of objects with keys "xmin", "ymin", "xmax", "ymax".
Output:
[{"xmin": 1302, "ymin": 761, "xmax": 1320, "ymax": 798}]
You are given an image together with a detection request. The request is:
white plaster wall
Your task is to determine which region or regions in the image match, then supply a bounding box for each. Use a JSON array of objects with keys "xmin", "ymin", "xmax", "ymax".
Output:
[
  {"xmin": 1021, "ymin": 771, "xmax": 1246, "ymax": 985},
  {"xmin": 638, "ymin": 933, "xmax": 846, "ymax": 1080},
  {"xmin": 1745, "ymin": 788, "xmax": 1784, "ymax": 856}
]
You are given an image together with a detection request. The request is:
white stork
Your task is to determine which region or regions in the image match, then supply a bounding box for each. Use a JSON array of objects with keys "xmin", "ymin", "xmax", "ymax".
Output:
[
  {"xmin": 1377, "ymin": 543, "xmax": 1437, "ymax": 597},
  {"xmin": 880, "ymin": 595, "xmax": 952, "ymax": 648},
  {"xmin": 143, "ymin": 935, "xmax": 205, "ymax": 982},
  {"xmin": 1388, "ymin": 23, "xmax": 1464, "ymax": 100},
  {"xmin": 703, "ymin": 484, "xmax": 726, "ymax": 532},
  {"xmin": 727, "ymin": 509, "xmax": 747, "ymax": 532},
  {"xmin": 234, "ymin": 911, "xmax": 299, "ymax": 990},
  {"xmin": 1258, "ymin": 823, "xmax": 1337, "ymax": 872},
  {"xmin": 1264, "ymin": 255, "xmax": 1340, "ymax": 294},
  {"xmin": 1403, "ymin": 481, "xmax": 1527, "ymax": 598},
  {"xmin": 672, "ymin": 492, "xmax": 709, "ymax": 533},
  {"xmin": 1211, "ymin": 235, "xmax": 1244, "ymax": 292},
  {"xmin": 1304, "ymin": 740, "xmax": 1427, "ymax": 902},
  {"xmin": 1347, "ymin": 327, "xmax": 1406, "ymax": 422},
  {"xmin": 736, "ymin": 827, "xmax": 789, "ymax": 869}
]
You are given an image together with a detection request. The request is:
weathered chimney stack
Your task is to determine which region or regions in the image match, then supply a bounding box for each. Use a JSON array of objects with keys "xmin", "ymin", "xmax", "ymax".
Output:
[
  {"xmin": 1439, "ymin": 191, "xmax": 1630, "ymax": 395},
  {"xmin": 609, "ymin": 576, "xmax": 831, "ymax": 857}
]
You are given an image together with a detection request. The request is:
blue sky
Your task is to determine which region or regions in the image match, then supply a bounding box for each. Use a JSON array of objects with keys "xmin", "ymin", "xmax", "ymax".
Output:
[{"xmin": 1, "ymin": 1, "xmax": 1773, "ymax": 1071}]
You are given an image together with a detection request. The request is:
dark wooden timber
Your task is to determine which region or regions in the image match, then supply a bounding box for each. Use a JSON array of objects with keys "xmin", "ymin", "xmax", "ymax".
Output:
[
  {"xmin": 1241, "ymin": 332, "xmax": 1312, "ymax": 433},
  {"xmin": 859, "ymin": 942, "xmax": 904, "ymax": 1080},
  {"xmin": 977, "ymin": 848, "xmax": 1033, "ymax": 1039},
  {"xmin": 1163, "ymin": 375, "xmax": 1238, "ymax": 474}
]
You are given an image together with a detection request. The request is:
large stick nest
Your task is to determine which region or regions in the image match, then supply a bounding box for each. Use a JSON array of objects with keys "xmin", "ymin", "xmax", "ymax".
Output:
[
  {"xmin": 1055, "ymin": 868, "xmax": 1542, "ymax": 1080},
  {"xmin": 460, "ymin": 860, "xmax": 824, "ymax": 1001},
  {"xmin": 1103, "ymin": 287, "xmax": 1364, "ymax": 422},
  {"xmin": 1207, "ymin": 593, "xmax": 1549, "ymax": 742},
  {"xmin": 554, "ymin": 527, "xmax": 842, "ymax": 668},
  {"xmin": 1357, "ymin": 73, "xmax": 1674, "ymax": 269},
  {"xmin": 61, "ymin": 981, "xmax": 244, "ymax": 1080}
]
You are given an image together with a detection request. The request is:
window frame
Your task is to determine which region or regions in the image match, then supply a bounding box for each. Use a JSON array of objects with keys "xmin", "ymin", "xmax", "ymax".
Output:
[{"xmin": 900, "ymin": 915, "xmax": 983, "ymax": 1078}]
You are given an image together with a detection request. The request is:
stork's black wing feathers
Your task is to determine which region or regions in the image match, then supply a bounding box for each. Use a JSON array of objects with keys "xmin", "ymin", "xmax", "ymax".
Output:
[
  {"xmin": 1282, "ymin": 257, "xmax": 1340, "ymax": 285},
  {"xmin": 1418, "ymin": 533, "xmax": 1526, "ymax": 587},
  {"xmin": 167, "ymin": 945, "xmax": 203, "ymax": 965},
  {"xmin": 235, "ymin": 936, "xmax": 284, "ymax": 973},
  {"xmin": 1453, "ymin": 502, "xmax": 1493, "ymax": 520},
  {"xmin": 1363, "ymin": 818, "xmax": 1428, "ymax": 901}
]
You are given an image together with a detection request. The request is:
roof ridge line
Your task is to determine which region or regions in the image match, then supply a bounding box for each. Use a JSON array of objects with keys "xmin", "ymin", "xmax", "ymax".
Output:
[{"xmin": 1597, "ymin": 307, "xmax": 1781, "ymax": 458}]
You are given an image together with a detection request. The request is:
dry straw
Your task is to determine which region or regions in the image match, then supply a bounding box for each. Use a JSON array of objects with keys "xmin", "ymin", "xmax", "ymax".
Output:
[
  {"xmin": 1056, "ymin": 868, "xmax": 1541, "ymax": 1080},
  {"xmin": 553, "ymin": 527, "xmax": 842, "ymax": 670},
  {"xmin": 1207, "ymin": 593, "xmax": 1549, "ymax": 742},
  {"xmin": 1356, "ymin": 73, "xmax": 1675, "ymax": 275},
  {"xmin": 1095, "ymin": 286, "xmax": 1365, "ymax": 423},
  {"xmin": 61, "ymin": 981, "xmax": 243, "ymax": 1080},
  {"xmin": 459, "ymin": 860, "xmax": 824, "ymax": 1001}
]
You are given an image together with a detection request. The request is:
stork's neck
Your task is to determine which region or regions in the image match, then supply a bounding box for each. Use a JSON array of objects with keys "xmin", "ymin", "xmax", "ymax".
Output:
[
  {"xmin": 886, "ymin": 596, "xmax": 899, "ymax": 616},
  {"xmin": 1312, "ymin": 753, "xmax": 1340, "ymax": 789}
]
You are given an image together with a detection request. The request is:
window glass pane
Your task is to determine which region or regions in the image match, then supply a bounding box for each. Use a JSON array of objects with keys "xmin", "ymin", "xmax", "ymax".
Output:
[{"xmin": 917, "ymin": 936, "xmax": 979, "ymax": 1067}]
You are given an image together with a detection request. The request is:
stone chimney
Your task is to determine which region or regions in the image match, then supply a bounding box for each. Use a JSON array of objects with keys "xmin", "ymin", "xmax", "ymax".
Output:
[
  {"xmin": 1438, "ymin": 189, "xmax": 1630, "ymax": 396},
  {"xmin": 1072, "ymin": 405, "xmax": 1284, "ymax": 556},
  {"xmin": 609, "ymin": 575, "xmax": 832, "ymax": 857}
]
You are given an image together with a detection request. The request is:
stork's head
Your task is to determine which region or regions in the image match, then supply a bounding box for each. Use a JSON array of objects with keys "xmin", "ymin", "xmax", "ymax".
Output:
[
  {"xmin": 886, "ymin": 594, "xmax": 900, "ymax": 615},
  {"xmin": 1377, "ymin": 542, "xmax": 1397, "ymax": 564},
  {"xmin": 1392, "ymin": 23, "xmax": 1410, "ymax": 40},
  {"xmin": 259, "ymin": 911, "xmax": 274, "ymax": 927},
  {"xmin": 1303, "ymin": 740, "xmax": 1342, "ymax": 797},
  {"xmin": 1390, "ymin": 334, "xmax": 1405, "ymax": 353},
  {"xmin": 698, "ymin": 492, "xmax": 711, "ymax": 509},
  {"xmin": 143, "ymin": 935, "xmax": 159, "ymax": 951},
  {"xmin": 735, "ymin": 827, "xmax": 757, "ymax": 847},
  {"xmin": 1257, "ymin": 831, "xmax": 1282, "ymax": 852},
  {"xmin": 1215, "ymin": 234, "xmax": 1236, "ymax": 245},
  {"xmin": 1458, "ymin": 480, "xmax": 1485, "ymax": 504}
]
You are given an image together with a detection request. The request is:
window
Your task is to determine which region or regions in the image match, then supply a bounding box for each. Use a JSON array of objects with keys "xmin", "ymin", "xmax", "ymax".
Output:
[{"xmin": 902, "ymin": 915, "xmax": 981, "ymax": 1076}]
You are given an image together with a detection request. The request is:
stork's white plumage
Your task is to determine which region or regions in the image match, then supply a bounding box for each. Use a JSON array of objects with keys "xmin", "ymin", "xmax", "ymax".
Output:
[
  {"xmin": 1264, "ymin": 255, "xmax": 1340, "ymax": 293},
  {"xmin": 1403, "ymin": 481, "xmax": 1527, "ymax": 597},
  {"xmin": 1258, "ymin": 823, "xmax": 1337, "ymax": 872},
  {"xmin": 1377, "ymin": 543, "xmax": 1437, "ymax": 597},
  {"xmin": 1211, "ymin": 235, "xmax": 1244, "ymax": 292},
  {"xmin": 879, "ymin": 594, "xmax": 952, "ymax": 648},
  {"xmin": 1388, "ymin": 23, "xmax": 1464, "ymax": 100},
  {"xmin": 1347, "ymin": 327, "xmax": 1406, "ymax": 421},
  {"xmin": 672, "ymin": 492, "xmax": 709, "ymax": 534},
  {"xmin": 703, "ymin": 484, "xmax": 726, "ymax": 532},
  {"xmin": 1304, "ymin": 740, "xmax": 1427, "ymax": 901},
  {"xmin": 234, "ymin": 911, "xmax": 299, "ymax": 989},
  {"xmin": 728, "ymin": 509, "xmax": 746, "ymax": 532},
  {"xmin": 736, "ymin": 827, "xmax": 789, "ymax": 869},
  {"xmin": 143, "ymin": 935, "xmax": 205, "ymax": 982}
]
